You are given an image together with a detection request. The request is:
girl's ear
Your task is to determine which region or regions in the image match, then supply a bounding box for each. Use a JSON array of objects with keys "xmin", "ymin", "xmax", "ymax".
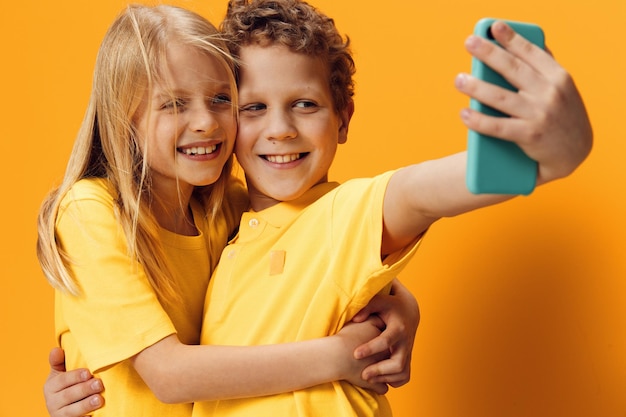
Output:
[{"xmin": 337, "ymin": 100, "xmax": 354, "ymax": 144}]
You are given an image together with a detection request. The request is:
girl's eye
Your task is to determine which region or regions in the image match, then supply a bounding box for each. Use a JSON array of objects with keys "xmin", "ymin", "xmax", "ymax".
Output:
[
  {"xmin": 161, "ymin": 99, "xmax": 186, "ymax": 111},
  {"xmin": 211, "ymin": 94, "xmax": 232, "ymax": 106}
]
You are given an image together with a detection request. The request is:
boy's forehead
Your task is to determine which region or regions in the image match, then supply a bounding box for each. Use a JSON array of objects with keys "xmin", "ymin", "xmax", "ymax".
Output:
[
  {"xmin": 239, "ymin": 42, "xmax": 288, "ymax": 57},
  {"xmin": 241, "ymin": 43, "xmax": 323, "ymax": 69},
  {"xmin": 237, "ymin": 44, "xmax": 332, "ymax": 97},
  {"xmin": 238, "ymin": 43, "xmax": 326, "ymax": 70}
]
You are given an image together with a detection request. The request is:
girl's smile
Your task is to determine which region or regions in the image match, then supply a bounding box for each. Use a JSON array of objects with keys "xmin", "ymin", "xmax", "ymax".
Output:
[{"xmin": 134, "ymin": 42, "xmax": 236, "ymax": 203}]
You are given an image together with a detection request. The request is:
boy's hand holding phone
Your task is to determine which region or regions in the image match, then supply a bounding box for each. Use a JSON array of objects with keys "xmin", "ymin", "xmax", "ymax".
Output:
[{"xmin": 459, "ymin": 20, "xmax": 592, "ymax": 194}]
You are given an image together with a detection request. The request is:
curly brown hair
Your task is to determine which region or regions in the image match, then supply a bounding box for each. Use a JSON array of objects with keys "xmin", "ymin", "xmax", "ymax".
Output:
[{"xmin": 221, "ymin": 0, "xmax": 355, "ymax": 113}]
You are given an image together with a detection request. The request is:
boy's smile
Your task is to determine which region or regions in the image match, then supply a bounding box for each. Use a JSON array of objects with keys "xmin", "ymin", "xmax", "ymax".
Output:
[{"xmin": 235, "ymin": 43, "xmax": 353, "ymax": 211}]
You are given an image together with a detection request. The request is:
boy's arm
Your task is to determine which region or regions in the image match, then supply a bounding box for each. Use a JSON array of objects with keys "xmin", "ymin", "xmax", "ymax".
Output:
[
  {"xmin": 44, "ymin": 347, "xmax": 104, "ymax": 417},
  {"xmin": 382, "ymin": 21, "xmax": 592, "ymax": 255}
]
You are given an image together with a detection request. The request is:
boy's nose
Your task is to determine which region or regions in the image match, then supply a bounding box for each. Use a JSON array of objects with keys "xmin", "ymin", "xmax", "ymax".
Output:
[{"xmin": 266, "ymin": 110, "xmax": 297, "ymax": 141}]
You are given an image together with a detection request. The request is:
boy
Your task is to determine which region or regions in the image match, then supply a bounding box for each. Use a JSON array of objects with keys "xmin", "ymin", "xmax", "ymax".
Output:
[
  {"xmin": 44, "ymin": 0, "xmax": 592, "ymax": 415},
  {"xmin": 190, "ymin": 0, "xmax": 592, "ymax": 416}
]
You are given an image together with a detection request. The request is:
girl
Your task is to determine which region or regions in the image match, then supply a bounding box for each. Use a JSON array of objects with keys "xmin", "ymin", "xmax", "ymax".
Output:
[{"xmin": 38, "ymin": 4, "xmax": 418, "ymax": 416}]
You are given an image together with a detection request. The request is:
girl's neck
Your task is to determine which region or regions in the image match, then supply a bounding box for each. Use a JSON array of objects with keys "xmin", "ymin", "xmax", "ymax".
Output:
[
  {"xmin": 153, "ymin": 205, "xmax": 198, "ymax": 236},
  {"xmin": 150, "ymin": 186, "xmax": 198, "ymax": 236},
  {"xmin": 152, "ymin": 200, "xmax": 198, "ymax": 236}
]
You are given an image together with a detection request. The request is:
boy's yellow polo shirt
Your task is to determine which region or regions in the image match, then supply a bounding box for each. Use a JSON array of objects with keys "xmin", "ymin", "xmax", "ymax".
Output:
[{"xmin": 194, "ymin": 171, "xmax": 422, "ymax": 417}]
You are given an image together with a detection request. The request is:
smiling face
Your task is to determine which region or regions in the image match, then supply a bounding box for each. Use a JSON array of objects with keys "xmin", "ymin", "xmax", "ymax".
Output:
[
  {"xmin": 133, "ymin": 42, "xmax": 237, "ymax": 203},
  {"xmin": 235, "ymin": 43, "xmax": 353, "ymax": 211}
]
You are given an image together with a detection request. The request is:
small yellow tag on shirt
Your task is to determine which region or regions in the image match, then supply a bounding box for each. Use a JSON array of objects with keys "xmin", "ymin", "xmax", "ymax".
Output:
[{"xmin": 269, "ymin": 250, "xmax": 286, "ymax": 275}]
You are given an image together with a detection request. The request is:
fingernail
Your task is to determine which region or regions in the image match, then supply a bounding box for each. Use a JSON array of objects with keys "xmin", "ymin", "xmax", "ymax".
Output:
[
  {"xmin": 491, "ymin": 21, "xmax": 509, "ymax": 35},
  {"xmin": 455, "ymin": 73, "xmax": 468, "ymax": 88},
  {"xmin": 460, "ymin": 108, "xmax": 471, "ymax": 121},
  {"xmin": 465, "ymin": 35, "xmax": 480, "ymax": 50},
  {"xmin": 80, "ymin": 370, "xmax": 90, "ymax": 381},
  {"xmin": 91, "ymin": 379, "xmax": 102, "ymax": 391},
  {"xmin": 90, "ymin": 395, "xmax": 102, "ymax": 406}
]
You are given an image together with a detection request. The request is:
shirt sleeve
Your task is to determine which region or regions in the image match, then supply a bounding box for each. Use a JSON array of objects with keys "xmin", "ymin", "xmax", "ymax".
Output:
[
  {"xmin": 55, "ymin": 181, "xmax": 175, "ymax": 372},
  {"xmin": 329, "ymin": 171, "xmax": 423, "ymax": 321}
]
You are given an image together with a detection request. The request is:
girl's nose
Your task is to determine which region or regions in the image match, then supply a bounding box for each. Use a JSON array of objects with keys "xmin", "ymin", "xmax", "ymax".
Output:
[{"xmin": 189, "ymin": 107, "xmax": 219, "ymax": 135}]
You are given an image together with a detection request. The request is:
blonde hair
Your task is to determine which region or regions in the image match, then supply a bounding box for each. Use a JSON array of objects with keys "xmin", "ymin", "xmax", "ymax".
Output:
[{"xmin": 37, "ymin": 4, "xmax": 238, "ymax": 305}]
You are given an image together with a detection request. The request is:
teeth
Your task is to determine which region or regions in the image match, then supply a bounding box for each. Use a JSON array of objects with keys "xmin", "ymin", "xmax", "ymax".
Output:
[
  {"xmin": 266, "ymin": 154, "xmax": 301, "ymax": 163},
  {"xmin": 182, "ymin": 145, "xmax": 218, "ymax": 156}
]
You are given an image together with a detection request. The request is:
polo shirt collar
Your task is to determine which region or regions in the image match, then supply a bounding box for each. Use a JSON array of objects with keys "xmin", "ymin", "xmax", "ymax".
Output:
[{"xmin": 251, "ymin": 181, "xmax": 340, "ymax": 228}]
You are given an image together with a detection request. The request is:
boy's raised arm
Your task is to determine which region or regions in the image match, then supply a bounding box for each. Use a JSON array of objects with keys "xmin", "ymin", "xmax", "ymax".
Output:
[{"xmin": 381, "ymin": 21, "xmax": 592, "ymax": 256}]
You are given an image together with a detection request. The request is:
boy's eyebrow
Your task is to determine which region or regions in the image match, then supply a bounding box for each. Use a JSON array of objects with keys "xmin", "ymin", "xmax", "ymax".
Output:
[{"xmin": 240, "ymin": 83, "xmax": 326, "ymax": 97}]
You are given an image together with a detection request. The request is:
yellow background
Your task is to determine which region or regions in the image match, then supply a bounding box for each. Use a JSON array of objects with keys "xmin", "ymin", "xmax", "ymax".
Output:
[{"xmin": 2, "ymin": 0, "xmax": 624, "ymax": 415}]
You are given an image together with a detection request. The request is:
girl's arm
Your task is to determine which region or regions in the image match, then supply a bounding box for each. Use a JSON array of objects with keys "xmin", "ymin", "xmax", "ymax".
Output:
[
  {"xmin": 352, "ymin": 278, "xmax": 420, "ymax": 387},
  {"xmin": 43, "ymin": 318, "xmax": 387, "ymax": 415},
  {"xmin": 44, "ymin": 282, "xmax": 421, "ymax": 414},
  {"xmin": 382, "ymin": 21, "xmax": 592, "ymax": 255},
  {"xmin": 131, "ymin": 317, "xmax": 387, "ymax": 404},
  {"xmin": 130, "ymin": 279, "xmax": 422, "ymax": 403}
]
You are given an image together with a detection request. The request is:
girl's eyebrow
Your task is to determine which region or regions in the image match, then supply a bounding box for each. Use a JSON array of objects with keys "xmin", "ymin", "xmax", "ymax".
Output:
[
  {"xmin": 208, "ymin": 80, "xmax": 233, "ymax": 91},
  {"xmin": 153, "ymin": 81, "xmax": 232, "ymax": 98}
]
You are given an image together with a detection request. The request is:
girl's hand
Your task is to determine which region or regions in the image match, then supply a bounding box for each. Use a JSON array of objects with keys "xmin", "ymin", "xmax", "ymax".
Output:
[
  {"xmin": 351, "ymin": 279, "xmax": 420, "ymax": 387},
  {"xmin": 334, "ymin": 317, "xmax": 390, "ymax": 394},
  {"xmin": 44, "ymin": 347, "xmax": 104, "ymax": 417},
  {"xmin": 456, "ymin": 20, "xmax": 592, "ymax": 184}
]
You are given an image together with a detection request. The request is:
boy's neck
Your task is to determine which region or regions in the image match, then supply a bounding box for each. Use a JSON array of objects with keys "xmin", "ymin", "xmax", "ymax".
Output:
[{"xmin": 247, "ymin": 178, "xmax": 332, "ymax": 212}]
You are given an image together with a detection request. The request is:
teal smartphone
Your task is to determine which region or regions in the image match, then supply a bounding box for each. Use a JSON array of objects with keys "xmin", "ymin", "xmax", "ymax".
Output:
[{"xmin": 466, "ymin": 18, "xmax": 545, "ymax": 195}]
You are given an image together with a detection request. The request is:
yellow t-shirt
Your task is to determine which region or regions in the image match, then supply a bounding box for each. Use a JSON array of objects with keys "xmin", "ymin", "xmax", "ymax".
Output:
[
  {"xmin": 54, "ymin": 178, "xmax": 246, "ymax": 416},
  {"xmin": 193, "ymin": 171, "xmax": 421, "ymax": 417}
]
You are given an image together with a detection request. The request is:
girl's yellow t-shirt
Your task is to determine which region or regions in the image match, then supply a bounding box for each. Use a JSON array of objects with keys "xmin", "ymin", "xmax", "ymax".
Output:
[{"xmin": 55, "ymin": 177, "xmax": 246, "ymax": 416}]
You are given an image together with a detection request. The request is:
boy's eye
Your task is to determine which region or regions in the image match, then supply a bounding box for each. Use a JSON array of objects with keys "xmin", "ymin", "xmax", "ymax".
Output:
[
  {"xmin": 240, "ymin": 103, "xmax": 267, "ymax": 113},
  {"xmin": 294, "ymin": 100, "xmax": 318, "ymax": 112}
]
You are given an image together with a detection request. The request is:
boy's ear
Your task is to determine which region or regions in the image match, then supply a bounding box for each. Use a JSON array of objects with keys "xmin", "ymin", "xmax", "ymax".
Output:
[{"xmin": 337, "ymin": 100, "xmax": 355, "ymax": 144}]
